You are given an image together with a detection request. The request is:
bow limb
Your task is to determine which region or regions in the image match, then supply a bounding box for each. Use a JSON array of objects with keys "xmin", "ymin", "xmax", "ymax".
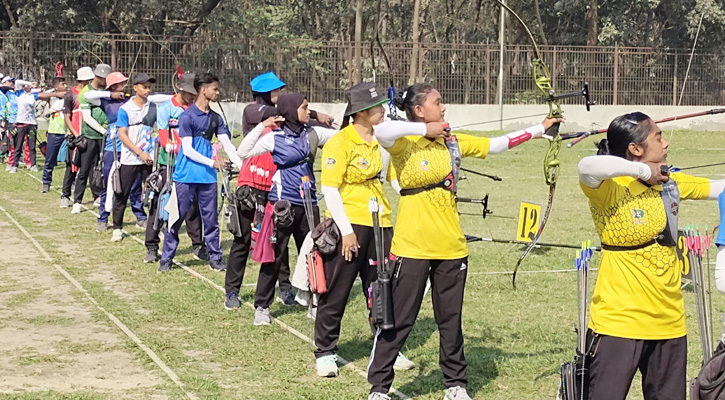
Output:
[
  {"xmin": 370, "ymin": 2, "xmax": 400, "ymax": 121},
  {"xmin": 492, "ymin": 0, "xmax": 561, "ymax": 289},
  {"xmin": 491, "ymin": 0, "xmax": 543, "ymax": 60},
  {"xmin": 375, "ymin": 20, "xmax": 400, "ymax": 120}
]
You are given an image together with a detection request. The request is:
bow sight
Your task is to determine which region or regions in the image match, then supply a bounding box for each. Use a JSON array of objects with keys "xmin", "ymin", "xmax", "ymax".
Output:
[{"xmin": 546, "ymin": 82, "xmax": 594, "ymax": 112}]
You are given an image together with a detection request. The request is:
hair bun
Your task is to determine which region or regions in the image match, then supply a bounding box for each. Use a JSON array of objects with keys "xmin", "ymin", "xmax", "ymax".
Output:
[
  {"xmin": 392, "ymin": 87, "xmax": 408, "ymax": 111},
  {"xmin": 595, "ymin": 139, "xmax": 610, "ymax": 156}
]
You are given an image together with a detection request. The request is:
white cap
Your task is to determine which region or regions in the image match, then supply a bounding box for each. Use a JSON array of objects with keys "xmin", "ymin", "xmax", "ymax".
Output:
[
  {"xmin": 2, "ymin": 76, "xmax": 14, "ymax": 83},
  {"xmin": 76, "ymin": 66, "xmax": 94, "ymax": 81},
  {"xmin": 14, "ymin": 79, "xmax": 31, "ymax": 91}
]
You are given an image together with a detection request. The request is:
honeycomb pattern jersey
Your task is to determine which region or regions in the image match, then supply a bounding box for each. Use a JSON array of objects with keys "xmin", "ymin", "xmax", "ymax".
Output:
[
  {"xmin": 388, "ymin": 133, "xmax": 489, "ymax": 260},
  {"xmin": 321, "ymin": 125, "xmax": 390, "ymax": 227},
  {"xmin": 581, "ymin": 172, "xmax": 710, "ymax": 340}
]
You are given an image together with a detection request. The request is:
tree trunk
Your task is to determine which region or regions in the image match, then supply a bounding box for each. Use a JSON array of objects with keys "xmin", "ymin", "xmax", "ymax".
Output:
[
  {"xmin": 586, "ymin": 0, "xmax": 598, "ymax": 46},
  {"xmin": 353, "ymin": 0, "xmax": 363, "ymax": 84},
  {"xmin": 1, "ymin": 0, "xmax": 15, "ymax": 29},
  {"xmin": 409, "ymin": 0, "xmax": 421, "ymax": 85},
  {"xmin": 534, "ymin": 0, "xmax": 548, "ymax": 45},
  {"xmin": 182, "ymin": 0, "xmax": 224, "ymax": 36}
]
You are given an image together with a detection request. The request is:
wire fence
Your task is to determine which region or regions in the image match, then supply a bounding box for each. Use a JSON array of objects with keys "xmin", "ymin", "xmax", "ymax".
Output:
[{"xmin": 0, "ymin": 31, "xmax": 723, "ymax": 106}]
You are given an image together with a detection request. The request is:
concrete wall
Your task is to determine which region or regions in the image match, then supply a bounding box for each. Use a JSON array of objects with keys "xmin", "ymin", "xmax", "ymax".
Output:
[{"xmin": 216, "ymin": 102, "xmax": 725, "ymax": 133}]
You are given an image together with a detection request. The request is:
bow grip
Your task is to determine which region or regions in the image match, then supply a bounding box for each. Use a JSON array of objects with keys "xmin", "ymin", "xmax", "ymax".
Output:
[{"xmin": 543, "ymin": 122, "xmax": 560, "ymax": 141}]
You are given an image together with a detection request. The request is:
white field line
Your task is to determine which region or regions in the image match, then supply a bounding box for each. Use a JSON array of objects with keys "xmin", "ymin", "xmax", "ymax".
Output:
[
  {"xmin": 27, "ymin": 173, "xmax": 411, "ymax": 400},
  {"xmin": 0, "ymin": 202, "xmax": 198, "ymax": 400}
]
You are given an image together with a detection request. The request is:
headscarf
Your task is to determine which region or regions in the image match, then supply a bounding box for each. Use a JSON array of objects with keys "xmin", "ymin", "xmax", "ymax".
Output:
[{"xmin": 276, "ymin": 92, "xmax": 307, "ymax": 133}]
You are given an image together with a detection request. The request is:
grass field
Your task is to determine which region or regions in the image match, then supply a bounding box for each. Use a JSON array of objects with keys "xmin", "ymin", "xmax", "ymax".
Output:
[{"xmin": 0, "ymin": 129, "xmax": 723, "ymax": 400}]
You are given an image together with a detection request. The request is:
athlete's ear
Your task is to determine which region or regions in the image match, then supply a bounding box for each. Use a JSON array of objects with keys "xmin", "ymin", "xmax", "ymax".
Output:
[
  {"xmin": 413, "ymin": 104, "xmax": 425, "ymax": 120},
  {"xmin": 627, "ymin": 142, "xmax": 644, "ymax": 158}
]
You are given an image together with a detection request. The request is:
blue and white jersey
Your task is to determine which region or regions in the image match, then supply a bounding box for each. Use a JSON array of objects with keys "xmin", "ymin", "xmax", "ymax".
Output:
[{"xmin": 116, "ymin": 97, "xmax": 156, "ymax": 165}]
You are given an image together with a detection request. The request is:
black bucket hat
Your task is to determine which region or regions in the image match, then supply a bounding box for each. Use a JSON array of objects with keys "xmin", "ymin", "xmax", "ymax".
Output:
[{"xmin": 343, "ymin": 82, "xmax": 388, "ymax": 117}]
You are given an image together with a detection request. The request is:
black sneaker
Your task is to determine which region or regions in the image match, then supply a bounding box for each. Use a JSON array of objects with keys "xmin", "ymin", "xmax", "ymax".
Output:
[
  {"xmin": 209, "ymin": 259, "xmax": 227, "ymax": 272},
  {"xmin": 41, "ymin": 184, "xmax": 50, "ymax": 193},
  {"xmin": 144, "ymin": 249, "xmax": 158, "ymax": 263},
  {"xmin": 278, "ymin": 289, "xmax": 298, "ymax": 306},
  {"xmin": 193, "ymin": 245, "xmax": 210, "ymax": 261},
  {"xmin": 157, "ymin": 260, "xmax": 173, "ymax": 273},
  {"xmin": 224, "ymin": 292, "xmax": 241, "ymax": 310}
]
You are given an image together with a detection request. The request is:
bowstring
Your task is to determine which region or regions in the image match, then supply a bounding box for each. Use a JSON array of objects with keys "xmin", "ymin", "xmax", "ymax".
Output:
[{"xmin": 669, "ymin": 12, "xmax": 704, "ymax": 144}]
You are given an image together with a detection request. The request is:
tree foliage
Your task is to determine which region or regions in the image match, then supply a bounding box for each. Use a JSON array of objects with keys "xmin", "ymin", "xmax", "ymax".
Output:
[{"xmin": 1, "ymin": 0, "xmax": 723, "ymax": 49}]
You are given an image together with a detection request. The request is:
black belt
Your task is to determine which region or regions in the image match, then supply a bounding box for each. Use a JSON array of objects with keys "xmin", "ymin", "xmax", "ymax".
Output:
[
  {"xmin": 399, "ymin": 172, "xmax": 454, "ymax": 197},
  {"xmin": 601, "ymin": 239, "xmax": 657, "ymax": 251}
]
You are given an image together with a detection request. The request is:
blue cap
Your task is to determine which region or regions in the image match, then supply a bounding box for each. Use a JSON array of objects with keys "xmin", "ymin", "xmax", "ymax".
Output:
[{"xmin": 250, "ymin": 72, "xmax": 286, "ymax": 93}]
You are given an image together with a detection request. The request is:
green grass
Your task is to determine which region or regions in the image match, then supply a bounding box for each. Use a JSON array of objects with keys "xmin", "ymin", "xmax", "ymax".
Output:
[
  {"xmin": 0, "ymin": 129, "xmax": 723, "ymax": 399},
  {"xmin": 20, "ymin": 316, "xmax": 76, "ymax": 327},
  {"xmin": 14, "ymin": 353, "xmax": 72, "ymax": 367},
  {"xmin": 6, "ymin": 291, "xmax": 35, "ymax": 308}
]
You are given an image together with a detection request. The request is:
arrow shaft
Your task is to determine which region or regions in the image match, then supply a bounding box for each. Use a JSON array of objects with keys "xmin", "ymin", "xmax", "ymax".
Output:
[
  {"xmin": 563, "ymin": 108, "xmax": 725, "ymax": 147},
  {"xmin": 674, "ymin": 161, "xmax": 725, "ymax": 172},
  {"xmin": 450, "ymin": 112, "xmax": 549, "ymax": 130},
  {"xmin": 460, "ymin": 167, "xmax": 502, "ymax": 181},
  {"xmin": 465, "ymin": 235, "xmax": 601, "ymax": 251}
]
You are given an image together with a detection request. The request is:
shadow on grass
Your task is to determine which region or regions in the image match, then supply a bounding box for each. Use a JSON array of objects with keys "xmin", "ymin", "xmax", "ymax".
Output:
[
  {"xmin": 395, "ymin": 333, "xmax": 570, "ymax": 397},
  {"xmin": 337, "ymin": 316, "xmax": 439, "ymax": 366}
]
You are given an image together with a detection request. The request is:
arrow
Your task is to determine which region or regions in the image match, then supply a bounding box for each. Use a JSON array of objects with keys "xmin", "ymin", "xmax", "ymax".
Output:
[
  {"xmin": 460, "ymin": 167, "xmax": 502, "ymax": 181},
  {"xmin": 465, "ymin": 234, "xmax": 601, "ymax": 251},
  {"xmin": 564, "ymin": 108, "xmax": 725, "ymax": 148}
]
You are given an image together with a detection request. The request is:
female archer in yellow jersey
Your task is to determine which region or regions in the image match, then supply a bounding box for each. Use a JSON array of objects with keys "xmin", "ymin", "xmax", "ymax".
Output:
[
  {"xmin": 367, "ymin": 82, "xmax": 559, "ymax": 400},
  {"xmin": 314, "ymin": 82, "xmax": 448, "ymax": 378},
  {"xmin": 577, "ymin": 112, "xmax": 725, "ymax": 400}
]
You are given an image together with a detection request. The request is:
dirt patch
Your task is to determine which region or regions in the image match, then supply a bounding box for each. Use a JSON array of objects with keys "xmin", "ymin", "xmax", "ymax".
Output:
[
  {"xmin": 181, "ymin": 349, "xmax": 221, "ymax": 372},
  {"xmin": 87, "ymin": 269, "xmax": 143, "ymax": 302},
  {"xmin": 0, "ymin": 217, "xmax": 168, "ymax": 397}
]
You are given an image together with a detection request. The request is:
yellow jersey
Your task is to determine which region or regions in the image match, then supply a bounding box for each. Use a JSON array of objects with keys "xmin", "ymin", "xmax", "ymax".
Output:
[
  {"xmin": 388, "ymin": 134, "xmax": 489, "ymax": 259},
  {"xmin": 321, "ymin": 125, "xmax": 392, "ymax": 227},
  {"xmin": 581, "ymin": 172, "xmax": 710, "ymax": 339}
]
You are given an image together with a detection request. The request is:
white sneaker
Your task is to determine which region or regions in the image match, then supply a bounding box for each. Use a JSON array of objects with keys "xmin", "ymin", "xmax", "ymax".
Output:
[
  {"xmin": 315, "ymin": 354, "xmax": 339, "ymax": 377},
  {"xmin": 444, "ymin": 386, "xmax": 472, "ymax": 400},
  {"xmin": 394, "ymin": 352, "xmax": 415, "ymax": 370},
  {"xmin": 8, "ymin": 166, "xmax": 17, "ymax": 173},
  {"xmin": 110, "ymin": 229, "xmax": 123, "ymax": 242},
  {"xmin": 93, "ymin": 197, "xmax": 101, "ymax": 207},
  {"xmin": 71, "ymin": 203, "xmax": 82, "ymax": 214},
  {"xmin": 29, "ymin": 165, "xmax": 38, "ymax": 172},
  {"xmin": 253, "ymin": 307, "xmax": 271, "ymax": 326},
  {"xmin": 4, "ymin": 164, "xmax": 10, "ymax": 171},
  {"xmin": 307, "ymin": 304, "xmax": 317, "ymax": 320},
  {"xmin": 59, "ymin": 197, "xmax": 70, "ymax": 208},
  {"xmin": 368, "ymin": 393, "xmax": 391, "ymax": 400},
  {"xmin": 295, "ymin": 289, "xmax": 311, "ymax": 307}
]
